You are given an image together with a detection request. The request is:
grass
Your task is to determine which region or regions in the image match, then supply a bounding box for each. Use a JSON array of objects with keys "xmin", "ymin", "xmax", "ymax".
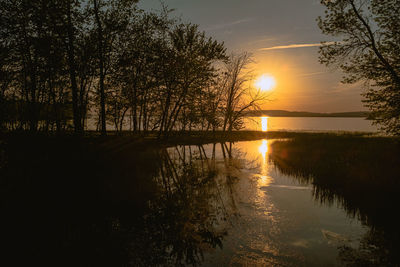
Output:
[{"xmin": 268, "ymin": 134, "xmax": 400, "ymax": 265}]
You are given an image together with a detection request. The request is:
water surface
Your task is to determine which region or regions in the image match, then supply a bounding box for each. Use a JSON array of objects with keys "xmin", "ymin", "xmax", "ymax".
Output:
[
  {"xmin": 1, "ymin": 136, "xmax": 399, "ymax": 266},
  {"xmin": 194, "ymin": 141, "xmax": 367, "ymax": 266},
  {"xmin": 244, "ymin": 117, "xmax": 378, "ymax": 132}
]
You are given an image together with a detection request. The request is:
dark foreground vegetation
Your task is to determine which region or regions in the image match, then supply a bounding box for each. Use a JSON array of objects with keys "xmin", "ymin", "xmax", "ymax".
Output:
[
  {"xmin": 0, "ymin": 130, "xmax": 374, "ymax": 148},
  {"xmin": 0, "ymin": 132, "xmax": 399, "ymax": 266},
  {"xmin": 0, "ymin": 132, "xmax": 244, "ymax": 266},
  {"xmin": 270, "ymin": 135, "xmax": 400, "ymax": 266}
]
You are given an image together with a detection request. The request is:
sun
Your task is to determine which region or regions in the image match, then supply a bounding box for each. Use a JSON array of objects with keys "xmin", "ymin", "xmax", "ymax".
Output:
[{"xmin": 255, "ymin": 74, "xmax": 276, "ymax": 91}]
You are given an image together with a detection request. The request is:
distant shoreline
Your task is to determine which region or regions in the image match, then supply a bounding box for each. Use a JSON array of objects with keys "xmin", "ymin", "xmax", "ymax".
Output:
[{"xmin": 245, "ymin": 110, "xmax": 370, "ymax": 118}]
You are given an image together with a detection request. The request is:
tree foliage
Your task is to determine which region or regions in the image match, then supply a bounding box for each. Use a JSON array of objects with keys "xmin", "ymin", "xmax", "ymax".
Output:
[
  {"xmin": 318, "ymin": 0, "xmax": 400, "ymax": 135},
  {"xmin": 0, "ymin": 0, "xmax": 262, "ymax": 137}
]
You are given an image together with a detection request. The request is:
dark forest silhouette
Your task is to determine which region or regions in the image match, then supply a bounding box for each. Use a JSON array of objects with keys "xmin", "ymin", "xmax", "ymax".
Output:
[{"xmin": 0, "ymin": 1, "xmax": 264, "ymax": 137}]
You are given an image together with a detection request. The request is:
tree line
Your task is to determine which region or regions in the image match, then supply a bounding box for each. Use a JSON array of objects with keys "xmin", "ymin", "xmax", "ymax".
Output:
[{"xmin": 0, "ymin": 0, "xmax": 263, "ymax": 137}]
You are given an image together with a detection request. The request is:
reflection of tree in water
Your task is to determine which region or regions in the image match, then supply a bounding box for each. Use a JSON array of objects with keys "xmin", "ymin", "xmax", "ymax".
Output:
[
  {"xmin": 269, "ymin": 136, "xmax": 400, "ymax": 266},
  {"xmin": 130, "ymin": 144, "xmax": 240, "ymax": 266},
  {"xmin": 0, "ymin": 139, "xmax": 244, "ymax": 266}
]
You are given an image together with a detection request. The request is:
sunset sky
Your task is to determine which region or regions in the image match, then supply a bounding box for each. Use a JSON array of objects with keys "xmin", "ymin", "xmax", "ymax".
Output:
[{"xmin": 139, "ymin": 0, "xmax": 366, "ymax": 113}]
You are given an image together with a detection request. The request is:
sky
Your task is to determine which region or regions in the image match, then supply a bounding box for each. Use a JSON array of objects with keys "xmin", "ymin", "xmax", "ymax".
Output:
[{"xmin": 139, "ymin": 0, "xmax": 366, "ymax": 113}]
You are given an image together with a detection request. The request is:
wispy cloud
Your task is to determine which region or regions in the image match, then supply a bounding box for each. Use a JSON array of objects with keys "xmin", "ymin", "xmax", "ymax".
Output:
[
  {"xmin": 205, "ymin": 18, "xmax": 254, "ymax": 31},
  {"xmin": 260, "ymin": 42, "xmax": 336, "ymax": 51},
  {"xmin": 297, "ymin": 71, "xmax": 327, "ymax": 78}
]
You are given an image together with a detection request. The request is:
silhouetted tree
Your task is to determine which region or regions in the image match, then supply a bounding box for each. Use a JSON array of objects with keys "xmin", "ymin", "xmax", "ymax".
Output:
[
  {"xmin": 156, "ymin": 23, "xmax": 226, "ymax": 138},
  {"xmin": 0, "ymin": 38, "xmax": 11, "ymax": 131},
  {"xmin": 89, "ymin": 0, "xmax": 138, "ymax": 135},
  {"xmin": 0, "ymin": 0, "xmax": 93, "ymax": 133},
  {"xmin": 62, "ymin": 0, "xmax": 84, "ymax": 133},
  {"xmin": 1, "ymin": 1, "xmax": 266, "ymax": 137},
  {"xmin": 318, "ymin": 0, "xmax": 400, "ymax": 135},
  {"xmin": 0, "ymin": 0, "xmax": 73, "ymax": 132},
  {"xmin": 111, "ymin": 10, "xmax": 173, "ymax": 133},
  {"xmin": 221, "ymin": 53, "xmax": 264, "ymax": 132}
]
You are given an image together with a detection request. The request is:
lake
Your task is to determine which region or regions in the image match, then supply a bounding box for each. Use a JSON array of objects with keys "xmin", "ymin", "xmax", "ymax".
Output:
[
  {"xmin": 1, "ymin": 135, "xmax": 399, "ymax": 266},
  {"xmin": 85, "ymin": 116, "xmax": 379, "ymax": 133},
  {"xmin": 197, "ymin": 140, "xmax": 368, "ymax": 266},
  {"xmin": 244, "ymin": 117, "xmax": 378, "ymax": 132}
]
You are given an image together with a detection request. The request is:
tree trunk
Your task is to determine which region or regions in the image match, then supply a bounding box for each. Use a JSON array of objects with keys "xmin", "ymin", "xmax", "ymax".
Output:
[
  {"xmin": 94, "ymin": 0, "xmax": 107, "ymax": 136},
  {"xmin": 66, "ymin": 1, "xmax": 83, "ymax": 134}
]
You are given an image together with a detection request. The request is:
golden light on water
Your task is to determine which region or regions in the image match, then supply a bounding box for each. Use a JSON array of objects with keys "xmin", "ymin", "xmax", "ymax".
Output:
[
  {"xmin": 255, "ymin": 74, "xmax": 276, "ymax": 92},
  {"xmin": 258, "ymin": 139, "xmax": 269, "ymax": 161},
  {"xmin": 257, "ymin": 139, "xmax": 273, "ymax": 188},
  {"xmin": 261, "ymin": 117, "xmax": 269, "ymax": 132}
]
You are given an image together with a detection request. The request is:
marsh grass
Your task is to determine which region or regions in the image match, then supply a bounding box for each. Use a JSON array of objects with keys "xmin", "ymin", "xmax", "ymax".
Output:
[{"xmin": 269, "ymin": 135, "xmax": 400, "ymax": 266}]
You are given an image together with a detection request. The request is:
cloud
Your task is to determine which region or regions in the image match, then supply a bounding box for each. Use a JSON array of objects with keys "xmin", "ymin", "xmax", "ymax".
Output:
[
  {"xmin": 297, "ymin": 71, "xmax": 327, "ymax": 77},
  {"xmin": 205, "ymin": 18, "xmax": 254, "ymax": 31},
  {"xmin": 260, "ymin": 42, "xmax": 336, "ymax": 51}
]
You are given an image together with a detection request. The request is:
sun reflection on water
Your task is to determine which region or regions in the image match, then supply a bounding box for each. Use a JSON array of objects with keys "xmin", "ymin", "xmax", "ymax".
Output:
[
  {"xmin": 258, "ymin": 139, "xmax": 269, "ymax": 162},
  {"xmin": 258, "ymin": 139, "xmax": 273, "ymax": 188},
  {"xmin": 261, "ymin": 117, "xmax": 268, "ymax": 132}
]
